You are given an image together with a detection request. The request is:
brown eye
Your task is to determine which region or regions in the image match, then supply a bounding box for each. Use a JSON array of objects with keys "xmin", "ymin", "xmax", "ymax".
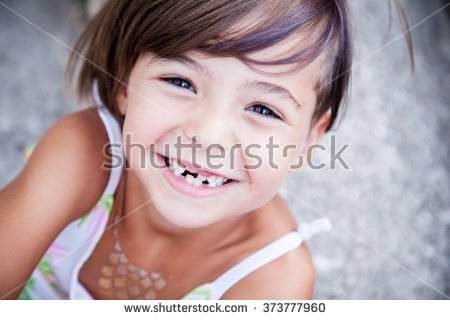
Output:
[
  {"xmin": 246, "ymin": 104, "xmax": 282, "ymax": 120},
  {"xmin": 160, "ymin": 77, "xmax": 196, "ymax": 93}
]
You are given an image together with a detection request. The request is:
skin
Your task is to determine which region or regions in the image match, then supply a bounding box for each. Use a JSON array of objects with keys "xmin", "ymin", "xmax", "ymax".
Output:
[
  {"xmin": 113, "ymin": 34, "xmax": 330, "ymax": 298},
  {"xmin": 115, "ymin": 37, "xmax": 329, "ymax": 246},
  {"xmin": 0, "ymin": 32, "xmax": 330, "ymax": 299},
  {"xmin": 0, "ymin": 109, "xmax": 110, "ymax": 299}
]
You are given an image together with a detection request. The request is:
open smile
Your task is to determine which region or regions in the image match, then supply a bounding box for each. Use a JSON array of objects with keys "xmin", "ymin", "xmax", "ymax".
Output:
[{"xmin": 157, "ymin": 153, "xmax": 238, "ymax": 197}]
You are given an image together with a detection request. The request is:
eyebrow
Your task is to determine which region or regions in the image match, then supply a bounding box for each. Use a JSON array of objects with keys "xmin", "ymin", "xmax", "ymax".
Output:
[
  {"xmin": 149, "ymin": 54, "xmax": 303, "ymax": 110},
  {"xmin": 150, "ymin": 54, "xmax": 211, "ymax": 77},
  {"xmin": 243, "ymin": 80, "xmax": 303, "ymax": 111}
]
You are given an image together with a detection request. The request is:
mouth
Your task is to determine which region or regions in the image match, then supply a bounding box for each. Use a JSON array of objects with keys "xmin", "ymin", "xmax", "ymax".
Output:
[{"xmin": 157, "ymin": 153, "xmax": 237, "ymax": 197}]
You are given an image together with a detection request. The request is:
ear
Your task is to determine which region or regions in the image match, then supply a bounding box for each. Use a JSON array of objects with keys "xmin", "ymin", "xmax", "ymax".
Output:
[
  {"xmin": 288, "ymin": 111, "xmax": 331, "ymax": 172},
  {"xmin": 117, "ymin": 82, "xmax": 128, "ymax": 116}
]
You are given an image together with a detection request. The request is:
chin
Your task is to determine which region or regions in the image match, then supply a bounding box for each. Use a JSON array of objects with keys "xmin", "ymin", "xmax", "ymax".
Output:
[{"xmin": 153, "ymin": 199, "xmax": 226, "ymax": 229}]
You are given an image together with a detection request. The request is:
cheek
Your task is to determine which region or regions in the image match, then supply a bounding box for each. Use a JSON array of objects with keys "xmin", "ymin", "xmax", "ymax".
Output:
[
  {"xmin": 242, "ymin": 160, "xmax": 288, "ymax": 213},
  {"xmin": 239, "ymin": 124, "xmax": 309, "ymax": 198},
  {"xmin": 121, "ymin": 103, "xmax": 169, "ymax": 171},
  {"xmin": 240, "ymin": 136, "xmax": 295, "ymax": 197},
  {"xmin": 123, "ymin": 85, "xmax": 179, "ymax": 145},
  {"xmin": 241, "ymin": 129, "xmax": 303, "ymax": 167}
]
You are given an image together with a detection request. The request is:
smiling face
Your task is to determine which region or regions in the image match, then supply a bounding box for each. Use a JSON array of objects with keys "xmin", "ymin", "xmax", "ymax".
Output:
[{"xmin": 116, "ymin": 38, "xmax": 330, "ymax": 229}]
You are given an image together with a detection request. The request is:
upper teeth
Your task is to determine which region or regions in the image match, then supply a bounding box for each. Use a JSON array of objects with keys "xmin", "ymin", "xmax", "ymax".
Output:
[{"xmin": 167, "ymin": 158, "xmax": 230, "ymax": 188}]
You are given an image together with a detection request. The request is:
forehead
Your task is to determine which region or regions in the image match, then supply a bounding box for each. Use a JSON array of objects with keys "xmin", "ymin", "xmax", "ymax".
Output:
[{"xmin": 244, "ymin": 34, "xmax": 325, "ymax": 109}]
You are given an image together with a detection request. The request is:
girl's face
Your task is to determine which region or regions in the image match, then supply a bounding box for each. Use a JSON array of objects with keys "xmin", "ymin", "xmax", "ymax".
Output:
[{"xmin": 117, "ymin": 42, "xmax": 329, "ymax": 229}]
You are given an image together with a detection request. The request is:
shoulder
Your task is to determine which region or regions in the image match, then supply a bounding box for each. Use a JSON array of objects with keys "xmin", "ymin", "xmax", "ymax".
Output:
[
  {"xmin": 0, "ymin": 107, "xmax": 114, "ymax": 299},
  {"xmin": 18, "ymin": 107, "xmax": 111, "ymax": 222},
  {"xmin": 221, "ymin": 193, "xmax": 316, "ymax": 300},
  {"xmin": 221, "ymin": 242, "xmax": 316, "ymax": 300}
]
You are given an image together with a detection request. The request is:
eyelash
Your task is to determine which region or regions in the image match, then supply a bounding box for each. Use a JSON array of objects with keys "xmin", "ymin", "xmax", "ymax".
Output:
[
  {"xmin": 160, "ymin": 76, "xmax": 197, "ymax": 93},
  {"xmin": 159, "ymin": 76, "xmax": 283, "ymax": 121}
]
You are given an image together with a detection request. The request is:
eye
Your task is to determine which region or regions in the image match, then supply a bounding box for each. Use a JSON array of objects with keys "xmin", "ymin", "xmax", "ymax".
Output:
[
  {"xmin": 246, "ymin": 104, "xmax": 282, "ymax": 120},
  {"xmin": 160, "ymin": 77, "xmax": 196, "ymax": 93}
]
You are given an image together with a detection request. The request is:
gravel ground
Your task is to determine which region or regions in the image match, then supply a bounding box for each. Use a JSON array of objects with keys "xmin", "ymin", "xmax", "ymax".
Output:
[{"xmin": 0, "ymin": 0, "xmax": 449, "ymax": 299}]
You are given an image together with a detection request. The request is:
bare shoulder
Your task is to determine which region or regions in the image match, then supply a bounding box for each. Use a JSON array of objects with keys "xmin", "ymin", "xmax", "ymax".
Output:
[
  {"xmin": 222, "ymin": 194, "xmax": 316, "ymax": 300},
  {"xmin": 221, "ymin": 241, "xmax": 316, "ymax": 300},
  {"xmin": 18, "ymin": 107, "xmax": 111, "ymax": 221},
  {"xmin": 0, "ymin": 107, "xmax": 113, "ymax": 298}
]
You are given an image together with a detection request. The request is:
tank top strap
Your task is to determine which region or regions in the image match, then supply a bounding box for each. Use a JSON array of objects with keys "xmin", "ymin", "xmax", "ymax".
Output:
[
  {"xmin": 92, "ymin": 79, "xmax": 124, "ymax": 196},
  {"xmin": 210, "ymin": 218, "xmax": 332, "ymax": 299},
  {"xmin": 296, "ymin": 218, "xmax": 332, "ymax": 241},
  {"xmin": 68, "ymin": 81, "xmax": 124, "ymax": 299}
]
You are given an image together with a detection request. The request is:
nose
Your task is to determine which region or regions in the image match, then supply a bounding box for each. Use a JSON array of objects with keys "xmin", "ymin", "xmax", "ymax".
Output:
[{"xmin": 182, "ymin": 105, "xmax": 236, "ymax": 152}]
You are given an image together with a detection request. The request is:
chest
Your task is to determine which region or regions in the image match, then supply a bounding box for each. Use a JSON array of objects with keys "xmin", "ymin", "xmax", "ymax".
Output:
[
  {"xmin": 78, "ymin": 226, "xmax": 212, "ymax": 300},
  {"xmin": 78, "ymin": 194, "xmax": 296, "ymax": 300},
  {"xmin": 77, "ymin": 222, "xmax": 259, "ymax": 300}
]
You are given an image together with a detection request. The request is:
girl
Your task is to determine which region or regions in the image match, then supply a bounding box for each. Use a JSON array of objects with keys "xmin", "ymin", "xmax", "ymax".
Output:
[{"xmin": 0, "ymin": 0, "xmax": 412, "ymax": 300}]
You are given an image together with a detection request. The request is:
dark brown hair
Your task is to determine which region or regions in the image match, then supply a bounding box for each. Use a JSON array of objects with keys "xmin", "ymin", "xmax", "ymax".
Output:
[{"xmin": 65, "ymin": 0, "xmax": 414, "ymax": 131}]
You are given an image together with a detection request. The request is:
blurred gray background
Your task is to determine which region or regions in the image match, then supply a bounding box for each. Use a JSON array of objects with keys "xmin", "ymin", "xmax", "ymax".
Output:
[{"xmin": 0, "ymin": 0, "xmax": 449, "ymax": 299}]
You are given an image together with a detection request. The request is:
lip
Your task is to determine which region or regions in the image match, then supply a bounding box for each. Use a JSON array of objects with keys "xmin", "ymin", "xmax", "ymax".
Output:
[{"xmin": 156, "ymin": 153, "xmax": 238, "ymax": 198}]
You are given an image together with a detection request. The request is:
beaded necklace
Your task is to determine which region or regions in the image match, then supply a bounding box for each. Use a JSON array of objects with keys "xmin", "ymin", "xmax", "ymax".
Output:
[{"xmin": 96, "ymin": 169, "xmax": 168, "ymax": 299}]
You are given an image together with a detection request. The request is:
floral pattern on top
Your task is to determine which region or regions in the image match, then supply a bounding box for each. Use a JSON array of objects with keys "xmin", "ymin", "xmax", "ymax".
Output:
[{"xmin": 18, "ymin": 143, "xmax": 214, "ymax": 300}]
